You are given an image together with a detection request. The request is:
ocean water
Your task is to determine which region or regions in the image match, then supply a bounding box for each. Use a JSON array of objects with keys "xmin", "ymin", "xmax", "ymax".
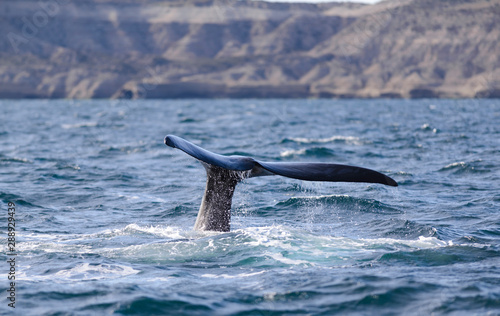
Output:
[{"xmin": 1, "ymin": 99, "xmax": 499, "ymax": 315}]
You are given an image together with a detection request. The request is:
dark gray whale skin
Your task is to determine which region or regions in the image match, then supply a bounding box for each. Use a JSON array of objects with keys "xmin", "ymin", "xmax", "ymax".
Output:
[{"xmin": 164, "ymin": 135, "xmax": 397, "ymax": 232}]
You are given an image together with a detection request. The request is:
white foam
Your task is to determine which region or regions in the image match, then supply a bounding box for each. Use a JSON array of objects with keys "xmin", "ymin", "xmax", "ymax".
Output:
[
  {"xmin": 55, "ymin": 263, "xmax": 139, "ymax": 280},
  {"xmin": 18, "ymin": 263, "xmax": 139, "ymax": 282},
  {"xmin": 358, "ymin": 236, "xmax": 451, "ymax": 248},
  {"xmin": 280, "ymin": 148, "xmax": 307, "ymax": 157},
  {"xmin": 18, "ymin": 241, "xmax": 93, "ymax": 254},
  {"xmin": 286, "ymin": 194, "xmax": 350, "ymax": 201},
  {"xmin": 268, "ymin": 252, "xmax": 312, "ymax": 266},
  {"xmin": 201, "ymin": 271, "xmax": 266, "ymax": 279},
  {"xmin": 231, "ymin": 226, "xmax": 454, "ymax": 263},
  {"xmin": 100, "ymin": 223, "xmax": 185, "ymax": 239},
  {"xmin": 115, "ymin": 192, "xmax": 166, "ymax": 202},
  {"xmin": 240, "ymin": 226, "xmax": 298, "ymax": 250},
  {"xmin": 2, "ymin": 157, "xmax": 32, "ymax": 163},
  {"xmin": 61, "ymin": 122, "xmax": 98, "ymax": 129},
  {"xmin": 444, "ymin": 161, "xmax": 466, "ymax": 169},
  {"xmin": 11, "ymin": 225, "xmax": 464, "ymax": 270},
  {"xmin": 288, "ymin": 136, "xmax": 362, "ymax": 145}
]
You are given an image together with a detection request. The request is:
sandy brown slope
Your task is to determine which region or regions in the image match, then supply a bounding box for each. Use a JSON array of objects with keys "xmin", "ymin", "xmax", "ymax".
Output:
[{"xmin": 0, "ymin": 0, "xmax": 499, "ymax": 98}]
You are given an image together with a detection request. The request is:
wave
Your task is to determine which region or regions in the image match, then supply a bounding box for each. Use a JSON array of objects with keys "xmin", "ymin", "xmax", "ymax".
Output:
[
  {"xmin": 279, "ymin": 147, "xmax": 336, "ymax": 158},
  {"xmin": 274, "ymin": 195, "xmax": 401, "ymax": 215},
  {"xmin": 100, "ymin": 223, "xmax": 187, "ymax": 239},
  {"xmin": 12, "ymin": 224, "xmax": 462, "ymax": 271},
  {"xmin": 0, "ymin": 191, "xmax": 40, "ymax": 207},
  {"xmin": 419, "ymin": 123, "xmax": 439, "ymax": 133},
  {"xmin": 0, "ymin": 156, "xmax": 33, "ymax": 163},
  {"xmin": 18, "ymin": 263, "xmax": 139, "ymax": 282},
  {"xmin": 439, "ymin": 160, "xmax": 491, "ymax": 174},
  {"xmin": 61, "ymin": 122, "xmax": 98, "ymax": 129},
  {"xmin": 95, "ymin": 225, "xmax": 460, "ymax": 268},
  {"xmin": 282, "ymin": 136, "xmax": 364, "ymax": 145},
  {"xmin": 379, "ymin": 244, "xmax": 497, "ymax": 267}
]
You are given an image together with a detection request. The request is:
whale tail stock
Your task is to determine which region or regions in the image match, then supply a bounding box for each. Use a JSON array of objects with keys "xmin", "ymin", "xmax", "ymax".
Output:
[{"xmin": 164, "ymin": 135, "xmax": 397, "ymax": 232}]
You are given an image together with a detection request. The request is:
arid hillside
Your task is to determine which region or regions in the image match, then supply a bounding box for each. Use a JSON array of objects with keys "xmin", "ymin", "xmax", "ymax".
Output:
[{"xmin": 1, "ymin": 0, "xmax": 499, "ymax": 98}]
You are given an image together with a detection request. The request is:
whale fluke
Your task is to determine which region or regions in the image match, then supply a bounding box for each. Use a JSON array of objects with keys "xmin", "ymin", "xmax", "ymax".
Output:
[{"xmin": 165, "ymin": 135, "xmax": 397, "ymax": 232}]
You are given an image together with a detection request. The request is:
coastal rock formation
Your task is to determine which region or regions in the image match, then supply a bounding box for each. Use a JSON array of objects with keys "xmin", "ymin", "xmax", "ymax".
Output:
[{"xmin": 1, "ymin": 0, "xmax": 499, "ymax": 98}]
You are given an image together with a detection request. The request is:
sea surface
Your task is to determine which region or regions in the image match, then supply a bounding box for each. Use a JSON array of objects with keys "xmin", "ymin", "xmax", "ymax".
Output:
[{"xmin": 1, "ymin": 99, "xmax": 499, "ymax": 315}]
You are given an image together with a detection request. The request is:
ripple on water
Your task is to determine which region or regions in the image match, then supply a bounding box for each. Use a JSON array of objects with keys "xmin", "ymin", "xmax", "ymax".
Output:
[
  {"xmin": 2, "ymin": 99, "xmax": 500, "ymax": 315},
  {"xmin": 439, "ymin": 160, "xmax": 492, "ymax": 174},
  {"xmin": 273, "ymin": 195, "xmax": 402, "ymax": 215},
  {"xmin": 279, "ymin": 147, "xmax": 337, "ymax": 159},
  {"xmin": 281, "ymin": 136, "xmax": 364, "ymax": 146}
]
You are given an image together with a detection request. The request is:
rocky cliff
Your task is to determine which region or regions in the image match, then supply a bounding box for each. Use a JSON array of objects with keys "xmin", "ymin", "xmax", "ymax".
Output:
[{"xmin": 1, "ymin": 0, "xmax": 499, "ymax": 98}]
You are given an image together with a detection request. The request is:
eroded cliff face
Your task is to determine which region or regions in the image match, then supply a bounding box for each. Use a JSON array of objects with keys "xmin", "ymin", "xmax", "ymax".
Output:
[{"xmin": 1, "ymin": 0, "xmax": 499, "ymax": 99}]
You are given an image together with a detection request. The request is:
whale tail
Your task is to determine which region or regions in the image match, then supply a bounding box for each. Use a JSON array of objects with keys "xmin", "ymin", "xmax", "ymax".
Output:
[{"xmin": 165, "ymin": 135, "xmax": 397, "ymax": 232}]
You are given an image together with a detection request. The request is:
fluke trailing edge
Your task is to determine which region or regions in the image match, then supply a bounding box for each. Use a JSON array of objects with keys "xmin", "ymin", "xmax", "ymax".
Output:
[{"xmin": 164, "ymin": 135, "xmax": 397, "ymax": 232}]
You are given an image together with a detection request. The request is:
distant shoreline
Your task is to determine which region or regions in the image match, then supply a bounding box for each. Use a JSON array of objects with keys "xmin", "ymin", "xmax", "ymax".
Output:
[
  {"xmin": 2, "ymin": 0, "xmax": 498, "ymax": 100},
  {"xmin": 1, "ymin": 96, "xmax": 498, "ymax": 100}
]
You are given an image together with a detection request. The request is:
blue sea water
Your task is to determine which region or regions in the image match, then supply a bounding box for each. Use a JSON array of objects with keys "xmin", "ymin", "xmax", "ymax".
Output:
[{"xmin": 0, "ymin": 99, "xmax": 499, "ymax": 315}]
